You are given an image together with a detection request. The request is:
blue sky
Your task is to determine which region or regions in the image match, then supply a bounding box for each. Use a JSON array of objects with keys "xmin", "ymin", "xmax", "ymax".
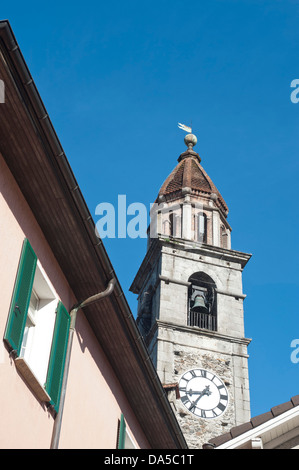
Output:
[{"xmin": 2, "ymin": 0, "xmax": 299, "ymax": 418}]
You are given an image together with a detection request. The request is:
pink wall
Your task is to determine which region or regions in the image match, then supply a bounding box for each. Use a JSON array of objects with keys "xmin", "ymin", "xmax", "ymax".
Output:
[
  {"xmin": 60, "ymin": 311, "xmax": 149, "ymax": 449},
  {"xmin": 0, "ymin": 153, "xmax": 149, "ymax": 449}
]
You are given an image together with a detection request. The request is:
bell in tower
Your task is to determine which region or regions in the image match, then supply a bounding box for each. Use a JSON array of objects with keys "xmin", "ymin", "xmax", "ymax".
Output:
[{"xmin": 191, "ymin": 293, "xmax": 208, "ymax": 313}]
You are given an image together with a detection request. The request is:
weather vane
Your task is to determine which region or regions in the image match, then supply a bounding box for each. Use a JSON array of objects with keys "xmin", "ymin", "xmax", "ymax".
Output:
[
  {"xmin": 178, "ymin": 122, "xmax": 197, "ymax": 150},
  {"xmin": 178, "ymin": 122, "xmax": 192, "ymax": 134}
]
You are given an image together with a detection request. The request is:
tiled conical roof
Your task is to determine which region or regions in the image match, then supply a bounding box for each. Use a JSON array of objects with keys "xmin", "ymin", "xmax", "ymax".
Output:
[{"xmin": 157, "ymin": 134, "xmax": 228, "ymax": 216}]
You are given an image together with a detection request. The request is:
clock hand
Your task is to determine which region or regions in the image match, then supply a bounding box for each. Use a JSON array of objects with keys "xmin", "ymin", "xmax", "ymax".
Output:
[
  {"xmin": 188, "ymin": 388, "xmax": 205, "ymax": 395},
  {"xmin": 191, "ymin": 385, "xmax": 211, "ymax": 406},
  {"xmin": 188, "ymin": 386, "xmax": 211, "ymax": 397}
]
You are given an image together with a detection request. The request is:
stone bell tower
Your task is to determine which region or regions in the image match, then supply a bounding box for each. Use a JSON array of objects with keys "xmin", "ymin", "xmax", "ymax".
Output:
[{"xmin": 130, "ymin": 132, "xmax": 252, "ymax": 448}]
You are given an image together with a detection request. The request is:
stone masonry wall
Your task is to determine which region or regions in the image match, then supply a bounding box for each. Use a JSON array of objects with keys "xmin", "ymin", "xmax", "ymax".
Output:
[{"xmin": 172, "ymin": 345, "xmax": 236, "ymax": 448}]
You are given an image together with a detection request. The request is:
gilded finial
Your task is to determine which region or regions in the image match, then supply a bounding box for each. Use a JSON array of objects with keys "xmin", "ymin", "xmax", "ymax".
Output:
[{"xmin": 184, "ymin": 133, "xmax": 197, "ymax": 149}]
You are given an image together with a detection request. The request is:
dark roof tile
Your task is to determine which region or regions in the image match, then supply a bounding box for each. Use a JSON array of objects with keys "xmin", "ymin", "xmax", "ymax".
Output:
[
  {"xmin": 291, "ymin": 395, "xmax": 299, "ymax": 407},
  {"xmin": 230, "ymin": 422, "xmax": 253, "ymax": 438},
  {"xmin": 208, "ymin": 431, "xmax": 233, "ymax": 447},
  {"xmin": 250, "ymin": 411, "xmax": 274, "ymax": 427},
  {"xmin": 271, "ymin": 401, "xmax": 293, "ymax": 417}
]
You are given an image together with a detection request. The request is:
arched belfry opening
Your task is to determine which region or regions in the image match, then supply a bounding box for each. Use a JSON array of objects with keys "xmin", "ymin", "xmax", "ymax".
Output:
[{"xmin": 188, "ymin": 272, "xmax": 217, "ymax": 331}]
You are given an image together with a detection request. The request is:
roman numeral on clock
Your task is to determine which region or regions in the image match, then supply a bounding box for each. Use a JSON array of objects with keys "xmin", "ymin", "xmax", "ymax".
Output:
[
  {"xmin": 189, "ymin": 403, "xmax": 196, "ymax": 413},
  {"xmin": 181, "ymin": 395, "xmax": 190, "ymax": 405},
  {"xmin": 217, "ymin": 402, "xmax": 226, "ymax": 412}
]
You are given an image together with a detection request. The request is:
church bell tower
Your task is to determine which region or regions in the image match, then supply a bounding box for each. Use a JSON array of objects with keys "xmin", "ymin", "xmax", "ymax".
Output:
[{"xmin": 130, "ymin": 132, "xmax": 251, "ymax": 448}]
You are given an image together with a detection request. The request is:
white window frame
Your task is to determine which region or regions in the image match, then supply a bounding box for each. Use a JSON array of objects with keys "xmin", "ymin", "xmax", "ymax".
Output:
[{"xmin": 19, "ymin": 260, "xmax": 58, "ymax": 386}]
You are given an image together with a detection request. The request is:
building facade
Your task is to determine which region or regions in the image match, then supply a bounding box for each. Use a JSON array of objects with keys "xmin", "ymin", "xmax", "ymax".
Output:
[
  {"xmin": 131, "ymin": 133, "xmax": 252, "ymax": 448},
  {"xmin": 0, "ymin": 20, "xmax": 186, "ymax": 450}
]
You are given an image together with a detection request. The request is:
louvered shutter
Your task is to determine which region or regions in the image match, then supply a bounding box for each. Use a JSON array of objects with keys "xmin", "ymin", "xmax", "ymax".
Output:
[
  {"xmin": 4, "ymin": 239, "xmax": 37, "ymax": 355},
  {"xmin": 45, "ymin": 301, "xmax": 70, "ymax": 412},
  {"xmin": 118, "ymin": 414, "xmax": 126, "ymax": 449}
]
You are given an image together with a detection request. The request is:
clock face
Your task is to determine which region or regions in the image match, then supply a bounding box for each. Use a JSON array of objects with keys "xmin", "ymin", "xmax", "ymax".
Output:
[{"xmin": 178, "ymin": 368, "xmax": 228, "ymax": 419}]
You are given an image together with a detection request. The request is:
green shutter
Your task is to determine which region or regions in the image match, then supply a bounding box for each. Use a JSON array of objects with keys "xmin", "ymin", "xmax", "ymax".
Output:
[
  {"xmin": 4, "ymin": 239, "xmax": 37, "ymax": 355},
  {"xmin": 118, "ymin": 414, "xmax": 126, "ymax": 449},
  {"xmin": 45, "ymin": 301, "xmax": 70, "ymax": 412}
]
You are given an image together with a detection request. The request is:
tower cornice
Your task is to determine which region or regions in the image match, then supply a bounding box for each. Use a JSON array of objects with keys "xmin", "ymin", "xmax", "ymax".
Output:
[
  {"xmin": 130, "ymin": 236, "xmax": 252, "ymax": 295},
  {"xmin": 155, "ymin": 319, "xmax": 252, "ymax": 348}
]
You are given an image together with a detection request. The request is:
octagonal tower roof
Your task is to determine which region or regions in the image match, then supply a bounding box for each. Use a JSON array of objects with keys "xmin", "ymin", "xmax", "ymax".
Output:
[{"xmin": 157, "ymin": 134, "xmax": 228, "ymax": 217}]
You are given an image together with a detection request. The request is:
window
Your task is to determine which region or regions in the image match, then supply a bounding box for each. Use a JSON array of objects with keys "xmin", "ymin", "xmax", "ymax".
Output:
[
  {"xmin": 4, "ymin": 238, "xmax": 70, "ymax": 412},
  {"xmin": 19, "ymin": 289, "xmax": 39, "ymax": 360},
  {"xmin": 188, "ymin": 272, "xmax": 217, "ymax": 331},
  {"xmin": 117, "ymin": 414, "xmax": 137, "ymax": 449},
  {"xmin": 18, "ymin": 265, "xmax": 58, "ymax": 386},
  {"xmin": 169, "ymin": 211, "xmax": 179, "ymax": 238},
  {"xmin": 197, "ymin": 212, "xmax": 207, "ymax": 243},
  {"xmin": 161, "ymin": 210, "xmax": 181, "ymax": 238},
  {"xmin": 163, "ymin": 211, "xmax": 176, "ymax": 237},
  {"xmin": 169, "ymin": 212, "xmax": 174, "ymax": 237}
]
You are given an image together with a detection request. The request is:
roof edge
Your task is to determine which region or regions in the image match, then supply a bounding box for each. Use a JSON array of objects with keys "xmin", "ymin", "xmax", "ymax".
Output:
[{"xmin": 205, "ymin": 395, "xmax": 299, "ymax": 449}]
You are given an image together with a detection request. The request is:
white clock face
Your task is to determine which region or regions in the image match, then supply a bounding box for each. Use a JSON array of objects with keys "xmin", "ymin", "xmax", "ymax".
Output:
[{"xmin": 178, "ymin": 368, "xmax": 228, "ymax": 419}]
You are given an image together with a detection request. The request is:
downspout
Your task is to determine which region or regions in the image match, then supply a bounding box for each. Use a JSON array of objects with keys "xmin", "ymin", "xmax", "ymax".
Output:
[{"xmin": 50, "ymin": 277, "xmax": 116, "ymax": 449}]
